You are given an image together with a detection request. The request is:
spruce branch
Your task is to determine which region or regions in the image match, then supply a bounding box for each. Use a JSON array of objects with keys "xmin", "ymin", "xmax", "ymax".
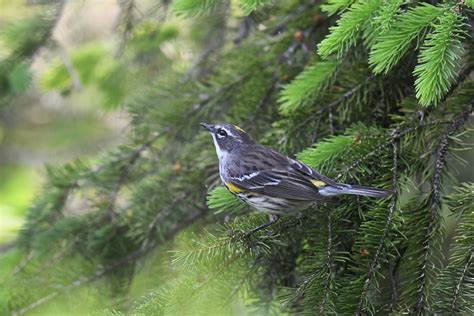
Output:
[
  {"xmin": 414, "ymin": 10, "xmax": 468, "ymax": 106},
  {"xmin": 279, "ymin": 61, "xmax": 339, "ymax": 115},
  {"xmin": 414, "ymin": 100, "xmax": 473, "ymax": 313},
  {"xmin": 364, "ymin": 0, "xmax": 403, "ymax": 48},
  {"xmin": 369, "ymin": 3, "xmax": 444, "ymax": 74},
  {"xmin": 318, "ymin": 0, "xmax": 382, "ymax": 59}
]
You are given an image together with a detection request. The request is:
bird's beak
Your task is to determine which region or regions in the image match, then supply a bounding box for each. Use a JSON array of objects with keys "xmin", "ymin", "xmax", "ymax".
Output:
[{"xmin": 200, "ymin": 122, "xmax": 214, "ymax": 132}]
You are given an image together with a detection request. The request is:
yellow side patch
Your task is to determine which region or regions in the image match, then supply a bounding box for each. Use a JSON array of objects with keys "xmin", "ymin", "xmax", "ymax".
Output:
[
  {"xmin": 310, "ymin": 179, "xmax": 327, "ymax": 188},
  {"xmin": 226, "ymin": 182, "xmax": 245, "ymax": 194},
  {"xmin": 234, "ymin": 125, "xmax": 246, "ymax": 133}
]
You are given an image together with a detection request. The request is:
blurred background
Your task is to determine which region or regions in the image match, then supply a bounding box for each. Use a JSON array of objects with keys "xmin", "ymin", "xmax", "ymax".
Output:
[
  {"xmin": 0, "ymin": 0, "xmax": 181, "ymax": 244},
  {"xmin": 0, "ymin": 1, "xmax": 191, "ymax": 313}
]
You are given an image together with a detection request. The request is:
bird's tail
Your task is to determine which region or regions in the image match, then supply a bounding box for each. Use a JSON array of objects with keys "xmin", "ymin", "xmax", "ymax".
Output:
[{"xmin": 319, "ymin": 184, "xmax": 392, "ymax": 198}]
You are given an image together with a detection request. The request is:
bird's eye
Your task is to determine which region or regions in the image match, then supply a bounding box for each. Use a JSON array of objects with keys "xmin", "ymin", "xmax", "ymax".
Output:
[{"xmin": 217, "ymin": 129, "xmax": 227, "ymax": 137}]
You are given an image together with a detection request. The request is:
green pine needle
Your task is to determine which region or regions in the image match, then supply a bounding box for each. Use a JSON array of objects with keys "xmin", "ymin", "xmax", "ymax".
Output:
[
  {"xmin": 369, "ymin": 3, "xmax": 444, "ymax": 74},
  {"xmin": 278, "ymin": 61, "xmax": 338, "ymax": 115},
  {"xmin": 207, "ymin": 186, "xmax": 248, "ymax": 214},
  {"xmin": 364, "ymin": 0, "xmax": 403, "ymax": 48},
  {"xmin": 297, "ymin": 133, "xmax": 354, "ymax": 168},
  {"xmin": 414, "ymin": 10, "xmax": 467, "ymax": 107},
  {"xmin": 318, "ymin": 0, "xmax": 382, "ymax": 59}
]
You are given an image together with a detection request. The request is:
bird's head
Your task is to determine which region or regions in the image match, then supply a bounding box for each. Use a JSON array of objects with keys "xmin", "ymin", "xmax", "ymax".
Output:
[{"xmin": 200, "ymin": 123, "xmax": 254, "ymax": 158}]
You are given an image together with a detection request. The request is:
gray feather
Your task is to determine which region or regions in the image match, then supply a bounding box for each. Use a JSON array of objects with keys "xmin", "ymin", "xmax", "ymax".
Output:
[{"xmin": 319, "ymin": 184, "xmax": 392, "ymax": 198}]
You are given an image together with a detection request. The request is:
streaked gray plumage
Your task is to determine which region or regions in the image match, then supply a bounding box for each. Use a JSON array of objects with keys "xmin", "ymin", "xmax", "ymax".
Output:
[{"xmin": 201, "ymin": 123, "xmax": 391, "ymax": 216}]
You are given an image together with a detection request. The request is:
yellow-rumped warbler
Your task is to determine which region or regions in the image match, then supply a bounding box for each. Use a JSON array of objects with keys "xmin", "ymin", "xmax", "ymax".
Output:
[{"xmin": 201, "ymin": 123, "xmax": 391, "ymax": 232}]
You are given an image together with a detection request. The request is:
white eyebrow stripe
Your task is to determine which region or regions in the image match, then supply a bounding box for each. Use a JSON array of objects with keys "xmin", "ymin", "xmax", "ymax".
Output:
[{"xmin": 224, "ymin": 128, "xmax": 235, "ymax": 136}]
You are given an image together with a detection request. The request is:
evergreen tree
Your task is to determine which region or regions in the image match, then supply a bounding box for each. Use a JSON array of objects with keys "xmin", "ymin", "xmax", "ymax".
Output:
[{"xmin": 2, "ymin": 0, "xmax": 473, "ymax": 315}]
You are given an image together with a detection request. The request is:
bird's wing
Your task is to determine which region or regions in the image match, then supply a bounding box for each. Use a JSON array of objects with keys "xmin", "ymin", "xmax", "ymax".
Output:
[
  {"xmin": 226, "ymin": 169, "xmax": 323, "ymax": 201},
  {"xmin": 251, "ymin": 144, "xmax": 341, "ymax": 188},
  {"xmin": 286, "ymin": 158, "xmax": 342, "ymax": 188}
]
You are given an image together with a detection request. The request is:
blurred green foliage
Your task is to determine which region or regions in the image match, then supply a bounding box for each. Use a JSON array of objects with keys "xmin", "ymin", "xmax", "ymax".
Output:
[
  {"xmin": 40, "ymin": 44, "xmax": 132, "ymax": 108},
  {"xmin": 0, "ymin": 14, "xmax": 54, "ymax": 100},
  {"xmin": 129, "ymin": 22, "xmax": 179, "ymax": 54},
  {"xmin": 0, "ymin": 166, "xmax": 39, "ymax": 243},
  {"xmin": 8, "ymin": 63, "xmax": 32, "ymax": 94}
]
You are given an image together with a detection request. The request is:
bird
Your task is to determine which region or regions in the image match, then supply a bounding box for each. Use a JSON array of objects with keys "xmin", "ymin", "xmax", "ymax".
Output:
[{"xmin": 201, "ymin": 123, "xmax": 392, "ymax": 234}]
